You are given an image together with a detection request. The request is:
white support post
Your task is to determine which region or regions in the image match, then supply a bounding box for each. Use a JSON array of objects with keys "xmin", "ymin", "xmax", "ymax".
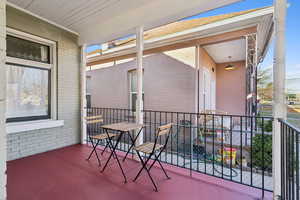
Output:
[
  {"xmin": 0, "ymin": 1, "xmax": 7, "ymax": 199},
  {"xmin": 80, "ymin": 45, "xmax": 87, "ymax": 144},
  {"xmin": 273, "ymin": 0, "xmax": 287, "ymax": 198},
  {"xmin": 136, "ymin": 26, "xmax": 144, "ymax": 146},
  {"xmin": 195, "ymin": 46, "xmax": 200, "ymax": 114}
]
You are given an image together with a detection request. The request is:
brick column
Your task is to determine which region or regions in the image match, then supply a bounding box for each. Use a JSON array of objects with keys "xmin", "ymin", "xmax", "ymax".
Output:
[{"xmin": 0, "ymin": 0, "xmax": 7, "ymax": 199}]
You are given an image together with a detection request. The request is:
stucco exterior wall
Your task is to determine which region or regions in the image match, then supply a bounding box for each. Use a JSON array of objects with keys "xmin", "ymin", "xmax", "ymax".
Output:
[
  {"xmin": 88, "ymin": 53, "xmax": 196, "ymax": 113},
  {"xmin": 88, "ymin": 49, "xmax": 245, "ymax": 115},
  {"xmin": 216, "ymin": 61, "xmax": 246, "ymax": 115},
  {"xmin": 0, "ymin": 1, "xmax": 7, "ymax": 199},
  {"xmin": 6, "ymin": 6, "xmax": 81, "ymax": 161}
]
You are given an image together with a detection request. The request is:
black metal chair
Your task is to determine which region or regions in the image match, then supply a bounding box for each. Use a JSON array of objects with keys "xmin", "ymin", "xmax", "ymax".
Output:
[
  {"xmin": 86, "ymin": 115, "xmax": 117, "ymax": 166},
  {"xmin": 133, "ymin": 123, "xmax": 173, "ymax": 191}
]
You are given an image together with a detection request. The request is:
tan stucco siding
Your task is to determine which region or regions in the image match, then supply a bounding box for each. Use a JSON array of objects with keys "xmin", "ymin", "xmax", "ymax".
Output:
[
  {"xmin": 216, "ymin": 61, "xmax": 246, "ymax": 115},
  {"xmin": 88, "ymin": 53, "xmax": 196, "ymax": 113}
]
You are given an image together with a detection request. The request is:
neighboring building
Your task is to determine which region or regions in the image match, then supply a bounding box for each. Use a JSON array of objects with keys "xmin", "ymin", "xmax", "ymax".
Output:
[{"xmin": 87, "ymin": 7, "xmax": 274, "ymax": 115}]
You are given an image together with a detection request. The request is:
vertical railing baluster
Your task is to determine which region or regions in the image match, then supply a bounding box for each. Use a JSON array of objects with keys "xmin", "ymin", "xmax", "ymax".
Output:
[
  {"xmin": 261, "ymin": 117, "xmax": 265, "ymax": 198},
  {"xmin": 250, "ymin": 116, "xmax": 253, "ymax": 187},
  {"xmin": 183, "ymin": 113, "xmax": 186, "ymax": 168},
  {"xmin": 221, "ymin": 115, "xmax": 224, "ymax": 179},
  {"xmin": 165, "ymin": 112, "xmax": 168, "ymax": 163},
  {"xmin": 292, "ymin": 128, "xmax": 295, "ymax": 200},
  {"xmin": 204, "ymin": 114, "xmax": 207, "ymax": 174},
  {"xmin": 171, "ymin": 112, "xmax": 173, "ymax": 165},
  {"xmin": 212, "ymin": 114, "xmax": 215, "ymax": 176},
  {"xmin": 240, "ymin": 116, "xmax": 243, "ymax": 183},
  {"xmin": 296, "ymin": 130, "xmax": 299, "ymax": 200},
  {"xmin": 230, "ymin": 115, "xmax": 233, "ymax": 181},
  {"xmin": 287, "ymin": 124, "xmax": 290, "ymax": 200},
  {"xmin": 177, "ymin": 112, "xmax": 179, "ymax": 166},
  {"xmin": 281, "ymin": 120, "xmax": 285, "ymax": 199},
  {"xmin": 197, "ymin": 114, "xmax": 199, "ymax": 172},
  {"xmin": 190, "ymin": 113, "xmax": 193, "ymax": 176}
]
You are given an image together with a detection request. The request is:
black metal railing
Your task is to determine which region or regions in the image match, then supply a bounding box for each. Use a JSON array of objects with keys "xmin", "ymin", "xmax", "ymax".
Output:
[
  {"xmin": 86, "ymin": 107, "xmax": 273, "ymax": 194},
  {"xmin": 279, "ymin": 119, "xmax": 300, "ymax": 200}
]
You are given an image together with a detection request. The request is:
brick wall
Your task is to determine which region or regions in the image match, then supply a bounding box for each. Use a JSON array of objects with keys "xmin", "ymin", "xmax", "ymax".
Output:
[
  {"xmin": 0, "ymin": 1, "xmax": 7, "ymax": 199},
  {"xmin": 6, "ymin": 6, "xmax": 81, "ymax": 161}
]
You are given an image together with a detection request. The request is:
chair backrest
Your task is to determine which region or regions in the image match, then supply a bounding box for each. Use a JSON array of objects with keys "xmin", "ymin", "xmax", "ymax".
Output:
[
  {"xmin": 153, "ymin": 123, "xmax": 173, "ymax": 152},
  {"xmin": 85, "ymin": 115, "xmax": 103, "ymax": 137},
  {"xmin": 156, "ymin": 123, "xmax": 173, "ymax": 137},
  {"xmin": 85, "ymin": 115, "xmax": 103, "ymax": 124}
]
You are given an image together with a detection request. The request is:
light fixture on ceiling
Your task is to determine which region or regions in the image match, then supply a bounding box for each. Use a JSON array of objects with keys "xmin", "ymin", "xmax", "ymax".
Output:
[{"xmin": 225, "ymin": 56, "xmax": 235, "ymax": 71}]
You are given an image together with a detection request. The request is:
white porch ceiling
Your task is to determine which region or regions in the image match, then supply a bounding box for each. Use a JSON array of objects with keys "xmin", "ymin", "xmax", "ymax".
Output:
[
  {"xmin": 203, "ymin": 39, "xmax": 246, "ymax": 63},
  {"xmin": 7, "ymin": 0, "xmax": 241, "ymax": 45}
]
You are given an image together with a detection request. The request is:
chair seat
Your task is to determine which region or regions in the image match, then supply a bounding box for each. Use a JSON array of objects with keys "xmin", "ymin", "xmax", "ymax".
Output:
[
  {"xmin": 134, "ymin": 142, "xmax": 163, "ymax": 154},
  {"xmin": 90, "ymin": 133, "xmax": 117, "ymax": 140}
]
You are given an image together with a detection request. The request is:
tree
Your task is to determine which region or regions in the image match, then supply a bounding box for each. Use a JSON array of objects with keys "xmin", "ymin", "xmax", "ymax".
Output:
[{"xmin": 257, "ymin": 68, "xmax": 273, "ymax": 101}]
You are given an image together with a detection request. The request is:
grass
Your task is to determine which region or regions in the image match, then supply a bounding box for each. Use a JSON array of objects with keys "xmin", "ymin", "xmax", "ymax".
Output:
[{"xmin": 260, "ymin": 104, "xmax": 300, "ymax": 129}]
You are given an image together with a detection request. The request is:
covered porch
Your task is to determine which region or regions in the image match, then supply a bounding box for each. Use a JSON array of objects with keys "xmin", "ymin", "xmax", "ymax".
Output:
[{"xmin": 0, "ymin": 0, "xmax": 292, "ymax": 200}]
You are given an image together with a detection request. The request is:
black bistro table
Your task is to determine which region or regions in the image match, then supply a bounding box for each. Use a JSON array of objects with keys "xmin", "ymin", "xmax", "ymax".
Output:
[{"xmin": 101, "ymin": 122, "xmax": 144, "ymax": 183}]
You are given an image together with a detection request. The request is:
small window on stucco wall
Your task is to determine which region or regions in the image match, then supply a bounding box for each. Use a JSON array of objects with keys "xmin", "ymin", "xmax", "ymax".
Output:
[{"xmin": 128, "ymin": 70, "xmax": 144, "ymax": 112}]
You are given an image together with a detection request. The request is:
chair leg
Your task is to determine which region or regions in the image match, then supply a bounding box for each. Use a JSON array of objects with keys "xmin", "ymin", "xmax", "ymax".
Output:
[
  {"xmin": 133, "ymin": 151, "xmax": 158, "ymax": 192},
  {"xmin": 148, "ymin": 152, "xmax": 170, "ymax": 179},
  {"xmin": 86, "ymin": 138, "xmax": 95, "ymax": 160},
  {"xmin": 101, "ymin": 141, "xmax": 109, "ymax": 155},
  {"xmin": 144, "ymin": 166, "xmax": 158, "ymax": 192},
  {"xmin": 87, "ymin": 139, "xmax": 101, "ymax": 166},
  {"xmin": 94, "ymin": 144, "xmax": 101, "ymax": 166},
  {"xmin": 156, "ymin": 156, "xmax": 170, "ymax": 179},
  {"xmin": 133, "ymin": 151, "xmax": 152, "ymax": 182}
]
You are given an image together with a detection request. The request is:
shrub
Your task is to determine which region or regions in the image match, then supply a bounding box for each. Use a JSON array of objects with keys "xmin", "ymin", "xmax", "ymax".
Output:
[
  {"xmin": 252, "ymin": 134, "xmax": 272, "ymax": 171},
  {"xmin": 257, "ymin": 117, "xmax": 273, "ymax": 132}
]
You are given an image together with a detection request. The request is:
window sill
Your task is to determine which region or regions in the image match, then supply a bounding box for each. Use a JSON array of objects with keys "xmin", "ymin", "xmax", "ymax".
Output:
[{"xmin": 6, "ymin": 119, "xmax": 64, "ymax": 134}]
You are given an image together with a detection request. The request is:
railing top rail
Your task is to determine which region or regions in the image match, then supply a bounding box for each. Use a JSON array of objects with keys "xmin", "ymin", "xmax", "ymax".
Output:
[
  {"xmin": 278, "ymin": 118, "xmax": 300, "ymax": 134},
  {"xmin": 86, "ymin": 107, "xmax": 273, "ymax": 119},
  {"xmin": 142, "ymin": 109, "xmax": 273, "ymax": 119}
]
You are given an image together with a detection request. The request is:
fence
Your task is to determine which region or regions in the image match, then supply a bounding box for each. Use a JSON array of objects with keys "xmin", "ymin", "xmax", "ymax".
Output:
[
  {"xmin": 279, "ymin": 119, "xmax": 300, "ymax": 200},
  {"xmin": 86, "ymin": 107, "xmax": 273, "ymax": 194}
]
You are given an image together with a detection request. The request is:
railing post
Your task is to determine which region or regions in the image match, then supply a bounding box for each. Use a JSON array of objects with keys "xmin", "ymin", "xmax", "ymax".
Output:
[
  {"xmin": 80, "ymin": 44, "xmax": 87, "ymax": 144},
  {"xmin": 136, "ymin": 26, "xmax": 144, "ymax": 146},
  {"xmin": 273, "ymin": 0, "xmax": 287, "ymax": 198}
]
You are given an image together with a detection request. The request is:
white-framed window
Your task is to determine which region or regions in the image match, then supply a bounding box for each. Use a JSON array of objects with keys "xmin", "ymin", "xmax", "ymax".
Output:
[
  {"xmin": 128, "ymin": 70, "xmax": 143, "ymax": 112},
  {"xmin": 6, "ymin": 28, "xmax": 57, "ymax": 123}
]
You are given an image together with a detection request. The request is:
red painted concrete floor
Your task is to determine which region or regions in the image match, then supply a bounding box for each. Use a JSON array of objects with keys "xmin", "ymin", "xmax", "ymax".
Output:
[{"xmin": 7, "ymin": 145, "xmax": 272, "ymax": 200}]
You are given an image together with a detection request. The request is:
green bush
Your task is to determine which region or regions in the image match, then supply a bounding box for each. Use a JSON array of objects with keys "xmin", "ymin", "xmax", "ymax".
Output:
[
  {"xmin": 252, "ymin": 134, "xmax": 272, "ymax": 171},
  {"xmin": 257, "ymin": 118, "xmax": 273, "ymax": 132}
]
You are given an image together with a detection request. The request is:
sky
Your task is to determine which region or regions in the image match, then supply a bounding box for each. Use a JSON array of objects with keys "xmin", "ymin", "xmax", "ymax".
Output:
[{"xmin": 87, "ymin": 0, "xmax": 300, "ymax": 80}]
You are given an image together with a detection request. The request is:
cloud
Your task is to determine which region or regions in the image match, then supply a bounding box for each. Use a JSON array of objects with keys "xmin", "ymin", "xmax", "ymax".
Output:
[{"xmin": 287, "ymin": 64, "xmax": 300, "ymax": 79}]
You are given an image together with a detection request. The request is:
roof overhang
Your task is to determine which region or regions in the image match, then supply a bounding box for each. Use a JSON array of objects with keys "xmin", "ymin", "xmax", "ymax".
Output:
[
  {"xmin": 87, "ymin": 7, "xmax": 274, "ymax": 66},
  {"xmin": 7, "ymin": 0, "xmax": 241, "ymax": 45}
]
